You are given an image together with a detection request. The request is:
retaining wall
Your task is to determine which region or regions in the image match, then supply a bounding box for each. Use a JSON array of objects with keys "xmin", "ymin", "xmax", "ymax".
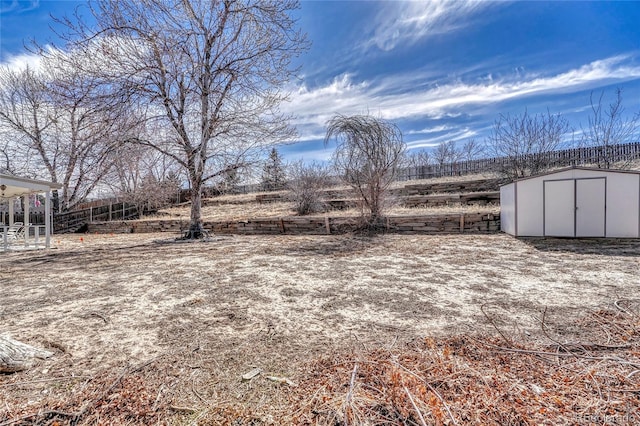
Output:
[
  {"xmin": 87, "ymin": 212, "xmax": 500, "ymax": 236},
  {"xmin": 396, "ymin": 178, "xmax": 507, "ymax": 196}
]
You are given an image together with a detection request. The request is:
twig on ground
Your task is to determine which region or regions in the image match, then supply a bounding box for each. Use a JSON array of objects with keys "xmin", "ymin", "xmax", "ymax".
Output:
[
  {"xmin": 614, "ymin": 299, "xmax": 634, "ymax": 316},
  {"xmin": 265, "ymin": 375, "xmax": 297, "ymax": 386},
  {"xmin": 0, "ymin": 376, "xmax": 91, "ymax": 388},
  {"xmin": 393, "ymin": 360, "xmax": 458, "ymax": 426},
  {"xmin": 481, "ymin": 341, "xmax": 640, "ymax": 369},
  {"xmin": 480, "ymin": 303, "xmax": 513, "ymax": 346},
  {"xmin": 540, "ymin": 307, "xmax": 574, "ymax": 355},
  {"xmin": 402, "ymin": 384, "xmax": 427, "ymax": 426},
  {"xmin": 152, "ymin": 384, "xmax": 166, "ymax": 411},
  {"xmin": 169, "ymin": 405, "xmax": 197, "ymax": 413},
  {"xmin": 88, "ymin": 311, "xmax": 108, "ymax": 323},
  {"xmin": 0, "ymin": 410, "xmax": 77, "ymax": 426},
  {"xmin": 191, "ymin": 376, "xmax": 207, "ymax": 403},
  {"xmin": 344, "ymin": 362, "xmax": 358, "ymax": 426},
  {"xmin": 626, "ymin": 369, "xmax": 640, "ymax": 379}
]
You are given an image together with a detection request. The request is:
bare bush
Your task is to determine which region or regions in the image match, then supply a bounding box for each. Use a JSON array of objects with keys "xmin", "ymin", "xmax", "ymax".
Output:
[
  {"xmin": 487, "ymin": 109, "xmax": 571, "ymax": 179},
  {"xmin": 460, "ymin": 138, "xmax": 485, "ymax": 161},
  {"xmin": 287, "ymin": 161, "xmax": 330, "ymax": 215},
  {"xmin": 433, "ymin": 140, "xmax": 461, "ymax": 170},
  {"xmin": 581, "ymin": 88, "xmax": 640, "ymax": 169},
  {"xmin": 325, "ymin": 114, "xmax": 405, "ymax": 226},
  {"xmin": 404, "ymin": 149, "xmax": 431, "ymax": 169}
]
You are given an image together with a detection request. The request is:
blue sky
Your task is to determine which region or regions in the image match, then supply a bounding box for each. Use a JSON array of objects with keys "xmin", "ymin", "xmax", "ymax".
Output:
[{"xmin": 2, "ymin": 0, "xmax": 640, "ymax": 163}]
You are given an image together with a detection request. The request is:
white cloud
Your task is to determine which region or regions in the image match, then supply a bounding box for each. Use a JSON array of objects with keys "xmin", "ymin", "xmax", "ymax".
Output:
[
  {"xmin": 407, "ymin": 128, "xmax": 478, "ymax": 149},
  {"xmin": 405, "ymin": 125, "xmax": 453, "ymax": 135},
  {"xmin": 284, "ymin": 55, "xmax": 640, "ymax": 142},
  {"xmin": 1, "ymin": 52, "xmax": 43, "ymax": 71},
  {"xmin": 1, "ymin": 0, "xmax": 39, "ymax": 14},
  {"xmin": 369, "ymin": 0, "xmax": 496, "ymax": 51}
]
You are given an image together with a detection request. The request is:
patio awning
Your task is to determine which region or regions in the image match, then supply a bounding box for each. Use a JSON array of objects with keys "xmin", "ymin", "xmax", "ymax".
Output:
[
  {"xmin": 1, "ymin": 173, "xmax": 62, "ymax": 250},
  {"xmin": 0, "ymin": 174, "xmax": 62, "ymax": 199}
]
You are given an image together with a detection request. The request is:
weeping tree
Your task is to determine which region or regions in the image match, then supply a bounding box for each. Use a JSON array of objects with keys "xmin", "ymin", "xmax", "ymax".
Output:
[
  {"xmin": 325, "ymin": 114, "xmax": 405, "ymax": 227},
  {"xmin": 53, "ymin": 0, "xmax": 307, "ymax": 238}
]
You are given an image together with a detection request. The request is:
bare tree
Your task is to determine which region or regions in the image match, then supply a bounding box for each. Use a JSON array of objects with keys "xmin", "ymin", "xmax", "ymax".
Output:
[
  {"xmin": 325, "ymin": 114, "xmax": 405, "ymax": 226},
  {"xmin": 105, "ymin": 143, "xmax": 182, "ymax": 212},
  {"xmin": 460, "ymin": 138, "xmax": 485, "ymax": 161},
  {"xmin": 404, "ymin": 148, "xmax": 431, "ymax": 169},
  {"xmin": 402, "ymin": 148, "xmax": 432, "ymax": 179},
  {"xmin": 433, "ymin": 140, "xmax": 460, "ymax": 174},
  {"xmin": 581, "ymin": 88, "xmax": 640, "ymax": 169},
  {"xmin": 0, "ymin": 61, "xmax": 134, "ymax": 212},
  {"xmin": 287, "ymin": 160, "xmax": 330, "ymax": 215},
  {"xmin": 46, "ymin": 56, "xmax": 137, "ymax": 211},
  {"xmin": 487, "ymin": 109, "xmax": 571, "ymax": 179},
  {"xmin": 55, "ymin": 0, "xmax": 307, "ymax": 238},
  {"xmin": 0, "ymin": 66, "xmax": 56, "ymax": 182}
]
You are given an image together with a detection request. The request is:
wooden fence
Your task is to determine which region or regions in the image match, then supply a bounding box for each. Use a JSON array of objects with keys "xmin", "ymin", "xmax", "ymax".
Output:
[
  {"xmin": 397, "ymin": 142, "xmax": 640, "ymax": 180},
  {"xmin": 54, "ymin": 201, "xmax": 140, "ymax": 233},
  {"xmin": 0, "ymin": 211, "xmax": 47, "ymax": 226}
]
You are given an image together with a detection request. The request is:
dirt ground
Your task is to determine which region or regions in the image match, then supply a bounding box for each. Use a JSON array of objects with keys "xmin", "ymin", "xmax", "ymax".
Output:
[{"xmin": 1, "ymin": 232, "xmax": 639, "ymax": 424}]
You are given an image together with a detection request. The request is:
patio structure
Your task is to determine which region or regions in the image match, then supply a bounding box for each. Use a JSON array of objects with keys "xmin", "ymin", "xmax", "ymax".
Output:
[{"xmin": 0, "ymin": 173, "xmax": 62, "ymax": 251}]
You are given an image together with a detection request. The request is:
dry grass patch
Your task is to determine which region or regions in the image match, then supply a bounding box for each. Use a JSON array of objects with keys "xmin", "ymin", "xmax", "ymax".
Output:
[
  {"xmin": 1, "ymin": 233, "xmax": 639, "ymax": 424},
  {"xmin": 153, "ymin": 201, "xmax": 499, "ymax": 222}
]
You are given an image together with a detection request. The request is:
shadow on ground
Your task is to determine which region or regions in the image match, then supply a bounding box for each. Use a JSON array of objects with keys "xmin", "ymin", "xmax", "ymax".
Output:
[{"xmin": 520, "ymin": 237, "xmax": 640, "ymax": 257}]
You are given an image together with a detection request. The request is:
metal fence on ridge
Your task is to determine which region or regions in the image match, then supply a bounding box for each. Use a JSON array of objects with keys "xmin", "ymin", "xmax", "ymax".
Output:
[{"xmin": 397, "ymin": 142, "xmax": 640, "ymax": 181}]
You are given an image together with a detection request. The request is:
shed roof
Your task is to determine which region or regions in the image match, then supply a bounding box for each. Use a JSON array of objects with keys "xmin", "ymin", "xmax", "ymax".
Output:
[
  {"xmin": 501, "ymin": 166, "xmax": 640, "ymax": 186},
  {"xmin": 0, "ymin": 174, "xmax": 62, "ymax": 199}
]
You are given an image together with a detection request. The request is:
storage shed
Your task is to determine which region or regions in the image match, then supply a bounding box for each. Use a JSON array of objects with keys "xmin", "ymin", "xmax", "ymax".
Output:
[{"xmin": 500, "ymin": 167, "xmax": 640, "ymax": 238}]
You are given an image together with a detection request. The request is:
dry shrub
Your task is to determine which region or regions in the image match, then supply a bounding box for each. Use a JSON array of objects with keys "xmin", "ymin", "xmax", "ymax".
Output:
[
  {"xmin": 287, "ymin": 161, "xmax": 331, "ymax": 215},
  {"xmin": 288, "ymin": 306, "xmax": 640, "ymax": 425},
  {"xmin": 1, "ymin": 365, "xmax": 175, "ymax": 426},
  {"xmin": 3, "ymin": 305, "xmax": 640, "ymax": 425}
]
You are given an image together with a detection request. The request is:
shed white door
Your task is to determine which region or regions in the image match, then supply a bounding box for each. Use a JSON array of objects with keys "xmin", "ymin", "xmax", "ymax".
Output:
[
  {"xmin": 575, "ymin": 178, "xmax": 605, "ymax": 237},
  {"xmin": 544, "ymin": 178, "xmax": 606, "ymax": 237},
  {"xmin": 544, "ymin": 180, "xmax": 575, "ymax": 237}
]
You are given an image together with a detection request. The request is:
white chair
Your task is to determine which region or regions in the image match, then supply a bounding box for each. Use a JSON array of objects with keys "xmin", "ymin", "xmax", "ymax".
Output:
[{"xmin": 1, "ymin": 222, "xmax": 24, "ymax": 241}]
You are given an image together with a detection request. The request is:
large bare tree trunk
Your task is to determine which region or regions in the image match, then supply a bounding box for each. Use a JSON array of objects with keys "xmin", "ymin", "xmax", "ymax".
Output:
[
  {"xmin": 0, "ymin": 335, "xmax": 53, "ymax": 373},
  {"xmin": 52, "ymin": 0, "xmax": 305, "ymax": 238},
  {"xmin": 184, "ymin": 187, "xmax": 207, "ymax": 239}
]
